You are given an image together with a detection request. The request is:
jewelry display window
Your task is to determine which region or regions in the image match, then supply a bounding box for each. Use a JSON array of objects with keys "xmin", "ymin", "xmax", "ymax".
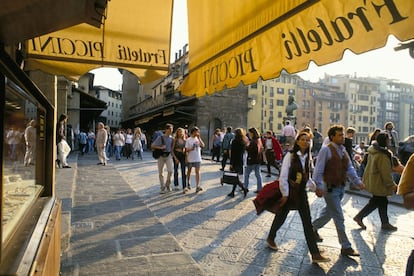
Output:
[{"xmin": 2, "ymin": 78, "xmax": 44, "ymax": 246}]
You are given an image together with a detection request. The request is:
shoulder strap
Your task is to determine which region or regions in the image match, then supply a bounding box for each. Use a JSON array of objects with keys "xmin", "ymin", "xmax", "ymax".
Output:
[{"xmin": 173, "ymin": 137, "xmax": 179, "ymax": 149}]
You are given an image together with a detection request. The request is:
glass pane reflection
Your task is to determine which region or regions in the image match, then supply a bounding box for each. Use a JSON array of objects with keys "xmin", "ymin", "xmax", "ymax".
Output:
[{"xmin": 3, "ymin": 79, "xmax": 43, "ymax": 244}]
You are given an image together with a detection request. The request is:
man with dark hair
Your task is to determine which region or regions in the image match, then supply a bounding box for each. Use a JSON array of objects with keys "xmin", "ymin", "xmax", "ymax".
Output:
[
  {"xmin": 151, "ymin": 123, "xmax": 174, "ymax": 194},
  {"xmin": 262, "ymin": 130, "xmax": 283, "ymax": 177},
  {"xmin": 384, "ymin": 122, "xmax": 399, "ymax": 154},
  {"xmin": 312, "ymin": 125, "xmax": 365, "ymax": 257},
  {"xmin": 312, "ymin": 127, "xmax": 323, "ymax": 155},
  {"xmin": 220, "ymin": 127, "xmax": 235, "ymax": 171},
  {"xmin": 344, "ymin": 127, "xmax": 356, "ymax": 161},
  {"xmin": 185, "ymin": 126, "xmax": 205, "ymax": 193}
]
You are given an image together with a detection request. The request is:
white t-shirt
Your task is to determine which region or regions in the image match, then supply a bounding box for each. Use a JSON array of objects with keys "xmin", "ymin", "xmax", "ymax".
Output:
[{"xmin": 186, "ymin": 136, "xmax": 202, "ymax": 163}]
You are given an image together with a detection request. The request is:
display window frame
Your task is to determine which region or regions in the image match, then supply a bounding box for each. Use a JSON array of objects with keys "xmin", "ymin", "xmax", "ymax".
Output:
[
  {"xmin": 2, "ymin": 77, "xmax": 46, "ymax": 247},
  {"xmin": 0, "ymin": 46, "xmax": 56, "ymax": 273}
]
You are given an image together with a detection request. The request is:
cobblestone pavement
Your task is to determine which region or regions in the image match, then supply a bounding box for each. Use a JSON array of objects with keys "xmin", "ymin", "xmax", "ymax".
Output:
[
  {"xmin": 58, "ymin": 151, "xmax": 414, "ymax": 275},
  {"xmin": 58, "ymin": 153, "xmax": 203, "ymax": 275},
  {"xmin": 116, "ymin": 152, "xmax": 414, "ymax": 276}
]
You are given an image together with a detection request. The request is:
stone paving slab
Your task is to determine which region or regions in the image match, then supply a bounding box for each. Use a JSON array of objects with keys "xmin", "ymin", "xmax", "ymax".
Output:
[
  {"xmin": 117, "ymin": 151, "xmax": 414, "ymax": 276},
  {"xmin": 56, "ymin": 151, "xmax": 414, "ymax": 275},
  {"xmin": 56, "ymin": 153, "xmax": 204, "ymax": 275}
]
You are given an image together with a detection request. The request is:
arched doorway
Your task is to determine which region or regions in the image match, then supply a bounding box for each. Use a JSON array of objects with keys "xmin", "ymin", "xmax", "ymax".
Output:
[{"xmin": 207, "ymin": 117, "xmax": 223, "ymax": 152}]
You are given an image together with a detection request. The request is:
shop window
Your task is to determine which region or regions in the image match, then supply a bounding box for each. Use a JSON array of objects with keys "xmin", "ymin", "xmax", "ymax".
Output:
[{"xmin": 2, "ymin": 78, "xmax": 44, "ymax": 245}]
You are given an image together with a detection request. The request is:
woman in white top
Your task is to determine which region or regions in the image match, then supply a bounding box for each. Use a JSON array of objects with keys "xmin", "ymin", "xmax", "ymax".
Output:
[
  {"xmin": 113, "ymin": 129, "xmax": 125, "ymax": 160},
  {"xmin": 133, "ymin": 127, "xmax": 143, "ymax": 160},
  {"xmin": 124, "ymin": 128, "xmax": 134, "ymax": 159}
]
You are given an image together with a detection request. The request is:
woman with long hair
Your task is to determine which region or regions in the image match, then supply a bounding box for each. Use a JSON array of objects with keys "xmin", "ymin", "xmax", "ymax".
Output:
[
  {"xmin": 133, "ymin": 127, "xmax": 143, "ymax": 160},
  {"xmin": 266, "ymin": 131, "xmax": 329, "ymax": 263},
  {"xmin": 124, "ymin": 128, "xmax": 134, "ymax": 159},
  {"xmin": 56, "ymin": 114, "xmax": 71, "ymax": 168},
  {"xmin": 368, "ymin": 128, "xmax": 381, "ymax": 145},
  {"xmin": 227, "ymin": 128, "xmax": 248, "ymax": 198},
  {"xmin": 244, "ymin": 127, "xmax": 263, "ymax": 193},
  {"xmin": 172, "ymin": 127, "xmax": 187, "ymax": 192}
]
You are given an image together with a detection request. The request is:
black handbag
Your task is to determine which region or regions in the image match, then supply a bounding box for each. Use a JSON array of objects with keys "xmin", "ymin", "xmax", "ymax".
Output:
[
  {"xmin": 152, "ymin": 136, "xmax": 165, "ymax": 159},
  {"xmin": 152, "ymin": 149, "xmax": 163, "ymax": 159}
]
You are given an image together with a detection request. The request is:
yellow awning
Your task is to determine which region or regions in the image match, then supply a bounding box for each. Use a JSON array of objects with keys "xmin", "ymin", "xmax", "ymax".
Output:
[
  {"xmin": 181, "ymin": 0, "xmax": 414, "ymax": 96},
  {"xmin": 25, "ymin": 0, "xmax": 173, "ymax": 83}
]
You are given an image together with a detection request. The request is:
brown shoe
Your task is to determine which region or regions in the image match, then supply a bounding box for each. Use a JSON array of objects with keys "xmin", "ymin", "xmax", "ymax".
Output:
[
  {"xmin": 266, "ymin": 238, "xmax": 278, "ymax": 251},
  {"xmin": 312, "ymin": 253, "xmax": 330, "ymax": 263},
  {"xmin": 341, "ymin": 247, "xmax": 360, "ymax": 257},
  {"xmin": 353, "ymin": 216, "xmax": 367, "ymax": 229}
]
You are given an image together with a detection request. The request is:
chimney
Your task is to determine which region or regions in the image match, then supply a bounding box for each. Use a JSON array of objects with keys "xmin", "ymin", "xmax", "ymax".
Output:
[{"xmin": 183, "ymin": 43, "xmax": 188, "ymax": 54}]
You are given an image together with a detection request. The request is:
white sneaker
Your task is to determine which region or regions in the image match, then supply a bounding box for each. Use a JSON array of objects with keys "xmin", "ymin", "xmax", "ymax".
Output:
[
  {"xmin": 183, "ymin": 188, "xmax": 188, "ymax": 194},
  {"xmin": 160, "ymin": 188, "xmax": 166, "ymax": 194},
  {"xmin": 173, "ymin": 186, "xmax": 180, "ymax": 191}
]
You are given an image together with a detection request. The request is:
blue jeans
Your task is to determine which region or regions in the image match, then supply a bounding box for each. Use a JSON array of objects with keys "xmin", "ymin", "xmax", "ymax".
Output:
[
  {"xmin": 88, "ymin": 139, "xmax": 95, "ymax": 153},
  {"xmin": 244, "ymin": 164, "xmax": 262, "ymax": 191},
  {"xmin": 312, "ymin": 185, "xmax": 352, "ymax": 249},
  {"xmin": 106, "ymin": 143, "xmax": 112, "ymax": 157},
  {"xmin": 115, "ymin": 145, "xmax": 122, "ymax": 160}
]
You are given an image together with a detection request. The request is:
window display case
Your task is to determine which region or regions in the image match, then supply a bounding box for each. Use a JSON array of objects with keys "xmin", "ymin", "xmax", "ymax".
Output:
[
  {"xmin": 1, "ymin": 46, "xmax": 60, "ymax": 275},
  {"xmin": 3, "ymin": 79, "xmax": 44, "ymax": 246}
]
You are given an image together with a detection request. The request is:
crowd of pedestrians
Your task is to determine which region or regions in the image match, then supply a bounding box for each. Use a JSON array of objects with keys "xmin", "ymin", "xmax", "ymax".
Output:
[
  {"xmin": 182, "ymin": 120, "xmax": 412, "ymax": 270},
  {"xmin": 51, "ymin": 113, "xmax": 414, "ymax": 273},
  {"xmin": 53, "ymin": 115, "xmax": 414, "ymax": 272},
  {"xmin": 79, "ymin": 126, "xmax": 147, "ymax": 161}
]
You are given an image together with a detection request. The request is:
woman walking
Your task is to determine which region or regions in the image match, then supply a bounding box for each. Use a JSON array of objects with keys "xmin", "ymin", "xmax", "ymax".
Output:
[
  {"xmin": 124, "ymin": 128, "xmax": 134, "ymax": 159},
  {"xmin": 244, "ymin": 127, "xmax": 263, "ymax": 193},
  {"xmin": 266, "ymin": 131, "xmax": 329, "ymax": 263},
  {"xmin": 172, "ymin": 128, "xmax": 187, "ymax": 192},
  {"xmin": 133, "ymin": 127, "xmax": 143, "ymax": 160},
  {"xmin": 353, "ymin": 132, "xmax": 399, "ymax": 231},
  {"xmin": 227, "ymin": 128, "xmax": 249, "ymax": 198},
  {"xmin": 113, "ymin": 129, "xmax": 125, "ymax": 161},
  {"xmin": 56, "ymin": 114, "xmax": 71, "ymax": 168}
]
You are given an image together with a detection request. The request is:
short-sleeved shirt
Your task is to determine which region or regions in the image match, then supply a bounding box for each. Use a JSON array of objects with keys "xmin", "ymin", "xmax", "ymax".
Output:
[
  {"xmin": 186, "ymin": 136, "xmax": 202, "ymax": 163},
  {"xmin": 152, "ymin": 134, "xmax": 173, "ymax": 153}
]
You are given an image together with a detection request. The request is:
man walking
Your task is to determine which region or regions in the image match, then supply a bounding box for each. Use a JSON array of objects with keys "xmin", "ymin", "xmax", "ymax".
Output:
[
  {"xmin": 384, "ymin": 122, "xmax": 399, "ymax": 155},
  {"xmin": 185, "ymin": 126, "xmax": 205, "ymax": 193},
  {"xmin": 96, "ymin": 122, "xmax": 108, "ymax": 166},
  {"xmin": 151, "ymin": 123, "xmax": 174, "ymax": 194},
  {"xmin": 312, "ymin": 125, "xmax": 364, "ymax": 257},
  {"xmin": 220, "ymin": 127, "xmax": 234, "ymax": 171},
  {"xmin": 282, "ymin": 120, "xmax": 296, "ymax": 149}
]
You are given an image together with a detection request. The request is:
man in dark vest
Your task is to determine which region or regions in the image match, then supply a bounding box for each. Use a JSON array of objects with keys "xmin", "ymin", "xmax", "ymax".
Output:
[{"xmin": 312, "ymin": 125, "xmax": 365, "ymax": 257}]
